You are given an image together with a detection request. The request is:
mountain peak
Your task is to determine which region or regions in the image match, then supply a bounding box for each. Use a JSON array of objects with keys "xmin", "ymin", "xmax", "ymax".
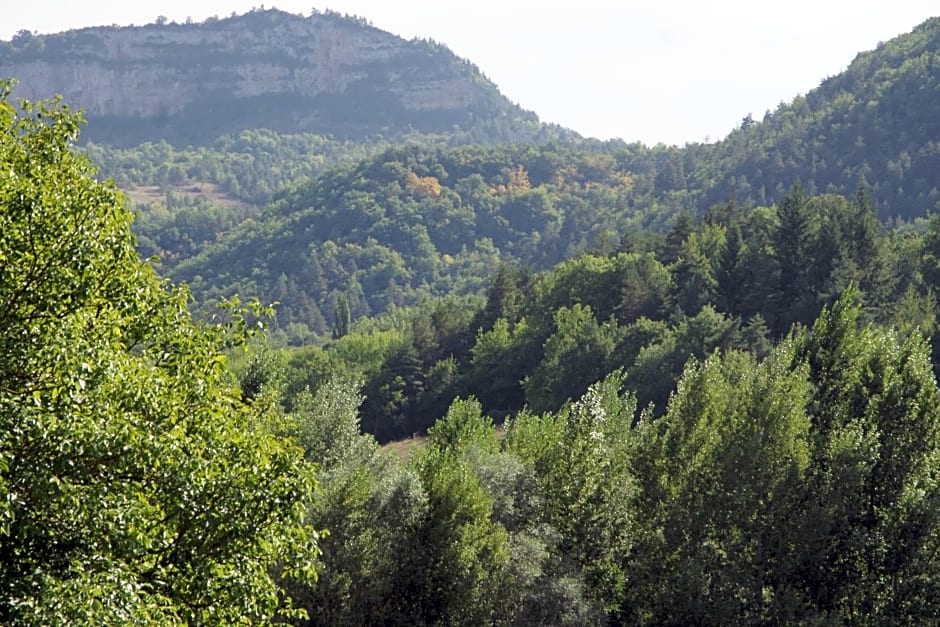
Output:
[{"xmin": 0, "ymin": 9, "xmax": 547, "ymax": 146}]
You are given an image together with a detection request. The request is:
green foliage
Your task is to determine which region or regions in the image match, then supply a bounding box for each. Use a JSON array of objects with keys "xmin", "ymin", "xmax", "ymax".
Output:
[
  {"xmin": 0, "ymin": 82, "xmax": 318, "ymax": 624},
  {"xmin": 289, "ymin": 382, "xmax": 427, "ymax": 625},
  {"xmin": 467, "ymin": 317, "xmax": 533, "ymax": 415},
  {"xmin": 409, "ymin": 400, "xmax": 510, "ymax": 624},
  {"xmin": 168, "ymin": 143, "xmax": 672, "ymax": 332},
  {"xmin": 238, "ymin": 346, "xmax": 286, "ymax": 404},
  {"xmin": 507, "ymin": 374, "xmax": 637, "ymax": 615},
  {"xmin": 264, "ymin": 175, "xmax": 940, "ymax": 439},
  {"xmin": 524, "ymin": 304, "xmax": 618, "ymax": 413},
  {"xmin": 256, "ymin": 159, "xmax": 940, "ymax": 448},
  {"xmin": 291, "ymin": 376, "xmax": 371, "ymax": 469},
  {"xmin": 13, "ymin": 10, "xmax": 940, "ymax": 232},
  {"xmin": 284, "ymin": 293, "xmax": 940, "ymax": 623},
  {"xmin": 627, "ymin": 305, "xmax": 740, "ymax": 413},
  {"xmin": 83, "ymin": 130, "xmax": 382, "ymax": 206},
  {"xmin": 11, "ymin": 11, "xmax": 940, "ymax": 347},
  {"xmin": 629, "ymin": 349, "xmax": 812, "ymax": 623},
  {"xmin": 74, "ymin": 16, "xmax": 940, "ymax": 339},
  {"xmin": 11, "ymin": 13, "xmax": 940, "ymax": 626},
  {"xmin": 786, "ymin": 290, "xmax": 940, "ymax": 620},
  {"xmin": 625, "ymin": 291, "xmax": 940, "ymax": 623},
  {"xmin": 332, "ymin": 292, "xmax": 352, "ymax": 340}
]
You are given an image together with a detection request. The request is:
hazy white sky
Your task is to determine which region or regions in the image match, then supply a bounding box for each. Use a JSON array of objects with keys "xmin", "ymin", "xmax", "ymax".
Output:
[{"xmin": 3, "ymin": 2, "xmax": 937, "ymax": 145}]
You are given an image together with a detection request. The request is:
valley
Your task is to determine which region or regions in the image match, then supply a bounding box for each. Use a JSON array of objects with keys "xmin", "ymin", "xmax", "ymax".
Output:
[{"xmin": 3, "ymin": 8, "xmax": 940, "ymax": 625}]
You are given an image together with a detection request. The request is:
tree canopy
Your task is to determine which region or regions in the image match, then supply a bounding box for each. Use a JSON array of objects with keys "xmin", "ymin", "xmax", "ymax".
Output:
[{"xmin": 0, "ymin": 81, "xmax": 320, "ymax": 624}]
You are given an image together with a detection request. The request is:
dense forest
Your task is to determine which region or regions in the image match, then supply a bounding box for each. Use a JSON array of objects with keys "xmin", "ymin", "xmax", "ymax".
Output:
[
  {"xmin": 263, "ymin": 179, "xmax": 940, "ymax": 442},
  {"xmin": 65, "ymin": 14, "xmax": 940, "ymax": 346},
  {"xmin": 5, "ymin": 10, "xmax": 940, "ymax": 626}
]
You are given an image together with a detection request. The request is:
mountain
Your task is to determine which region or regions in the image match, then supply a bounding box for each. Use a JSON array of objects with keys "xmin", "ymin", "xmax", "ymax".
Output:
[
  {"xmin": 0, "ymin": 9, "xmax": 561, "ymax": 146},
  {"xmin": 6, "ymin": 10, "xmax": 940, "ymax": 339},
  {"xmin": 164, "ymin": 17, "xmax": 940, "ymax": 337},
  {"xmin": 685, "ymin": 16, "xmax": 940, "ymax": 220}
]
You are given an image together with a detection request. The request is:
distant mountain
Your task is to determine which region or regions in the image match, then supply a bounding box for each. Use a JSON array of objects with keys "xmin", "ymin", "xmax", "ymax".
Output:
[
  {"xmin": 7, "ymin": 10, "xmax": 940, "ymax": 339},
  {"xmin": 685, "ymin": 16, "xmax": 940, "ymax": 220},
  {"xmin": 0, "ymin": 9, "xmax": 566, "ymax": 147},
  {"xmin": 166, "ymin": 15, "xmax": 940, "ymax": 337}
]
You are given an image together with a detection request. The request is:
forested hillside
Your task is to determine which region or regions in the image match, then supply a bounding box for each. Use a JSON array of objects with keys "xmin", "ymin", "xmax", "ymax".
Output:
[
  {"xmin": 263, "ymin": 181, "xmax": 937, "ymax": 442},
  {"xmin": 107, "ymin": 15, "xmax": 940, "ymax": 344},
  {"xmin": 170, "ymin": 143, "xmax": 660, "ymax": 339},
  {"xmin": 687, "ymin": 16, "xmax": 940, "ymax": 220}
]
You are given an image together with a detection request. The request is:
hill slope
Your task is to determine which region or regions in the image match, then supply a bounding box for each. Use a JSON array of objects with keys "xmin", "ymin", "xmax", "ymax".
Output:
[
  {"xmin": 171, "ymin": 143, "xmax": 652, "ymax": 338},
  {"xmin": 168, "ymin": 17, "xmax": 940, "ymax": 336},
  {"xmin": 0, "ymin": 9, "xmax": 557, "ymax": 146},
  {"xmin": 687, "ymin": 16, "xmax": 940, "ymax": 219},
  {"xmin": 8, "ymin": 12, "xmax": 940, "ymax": 339}
]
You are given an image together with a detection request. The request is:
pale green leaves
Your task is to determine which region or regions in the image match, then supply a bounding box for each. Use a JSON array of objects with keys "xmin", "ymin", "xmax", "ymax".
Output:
[{"xmin": 0, "ymin": 84, "xmax": 320, "ymax": 623}]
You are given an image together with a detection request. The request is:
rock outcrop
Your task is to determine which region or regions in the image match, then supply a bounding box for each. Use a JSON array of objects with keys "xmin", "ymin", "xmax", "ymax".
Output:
[{"xmin": 0, "ymin": 9, "xmax": 539, "ymax": 145}]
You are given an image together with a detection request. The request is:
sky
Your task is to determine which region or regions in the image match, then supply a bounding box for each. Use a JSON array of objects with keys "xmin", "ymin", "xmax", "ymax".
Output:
[{"xmin": 3, "ymin": 1, "xmax": 938, "ymax": 146}]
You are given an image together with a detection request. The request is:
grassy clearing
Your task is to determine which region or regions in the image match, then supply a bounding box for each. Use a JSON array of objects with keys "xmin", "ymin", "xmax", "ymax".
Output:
[
  {"xmin": 381, "ymin": 436, "xmax": 427, "ymax": 463},
  {"xmin": 380, "ymin": 427, "xmax": 507, "ymax": 463},
  {"xmin": 125, "ymin": 182, "xmax": 248, "ymax": 209}
]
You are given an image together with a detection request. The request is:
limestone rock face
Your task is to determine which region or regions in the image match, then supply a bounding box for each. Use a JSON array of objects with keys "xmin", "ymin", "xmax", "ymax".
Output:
[{"xmin": 0, "ymin": 10, "xmax": 530, "ymax": 145}]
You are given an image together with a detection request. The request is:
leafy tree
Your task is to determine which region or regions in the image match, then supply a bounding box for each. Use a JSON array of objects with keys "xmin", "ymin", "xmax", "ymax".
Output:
[
  {"xmin": 410, "ymin": 399, "xmax": 510, "ymax": 624},
  {"xmin": 660, "ymin": 211, "xmax": 695, "ymax": 265},
  {"xmin": 627, "ymin": 290, "xmax": 940, "ymax": 623},
  {"xmin": 467, "ymin": 317, "xmax": 535, "ymax": 415},
  {"xmin": 507, "ymin": 374, "xmax": 637, "ymax": 616},
  {"xmin": 360, "ymin": 343, "xmax": 425, "ymax": 441},
  {"xmin": 629, "ymin": 349, "xmax": 812, "ymax": 623},
  {"xmin": 0, "ymin": 82, "xmax": 319, "ymax": 624},
  {"xmin": 627, "ymin": 306, "xmax": 739, "ymax": 413},
  {"xmin": 238, "ymin": 346, "xmax": 287, "ymax": 404},
  {"xmin": 475, "ymin": 262, "xmax": 533, "ymax": 331},
  {"xmin": 524, "ymin": 305, "xmax": 618, "ymax": 413},
  {"xmin": 787, "ymin": 289, "xmax": 940, "ymax": 621},
  {"xmin": 291, "ymin": 375, "xmax": 371, "ymax": 468},
  {"xmin": 286, "ymin": 377, "xmax": 431, "ymax": 626}
]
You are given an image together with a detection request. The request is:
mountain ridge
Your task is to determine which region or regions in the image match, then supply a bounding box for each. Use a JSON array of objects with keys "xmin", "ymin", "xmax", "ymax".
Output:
[
  {"xmin": 6, "ymin": 11, "xmax": 940, "ymax": 339},
  {"xmin": 0, "ymin": 9, "xmax": 559, "ymax": 146},
  {"xmin": 688, "ymin": 15, "xmax": 940, "ymax": 218}
]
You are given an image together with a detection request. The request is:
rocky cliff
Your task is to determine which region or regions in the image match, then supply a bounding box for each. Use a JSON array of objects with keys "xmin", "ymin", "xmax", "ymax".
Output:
[{"xmin": 0, "ymin": 9, "xmax": 542, "ymax": 146}]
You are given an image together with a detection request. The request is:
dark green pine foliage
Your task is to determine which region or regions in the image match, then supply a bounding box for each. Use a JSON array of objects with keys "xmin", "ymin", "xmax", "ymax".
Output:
[
  {"xmin": 332, "ymin": 293, "xmax": 351, "ymax": 340},
  {"xmin": 716, "ymin": 219, "xmax": 747, "ymax": 316},
  {"xmin": 773, "ymin": 182, "xmax": 817, "ymax": 332},
  {"xmin": 473, "ymin": 263, "xmax": 533, "ymax": 332},
  {"xmin": 660, "ymin": 211, "xmax": 696, "ymax": 266}
]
